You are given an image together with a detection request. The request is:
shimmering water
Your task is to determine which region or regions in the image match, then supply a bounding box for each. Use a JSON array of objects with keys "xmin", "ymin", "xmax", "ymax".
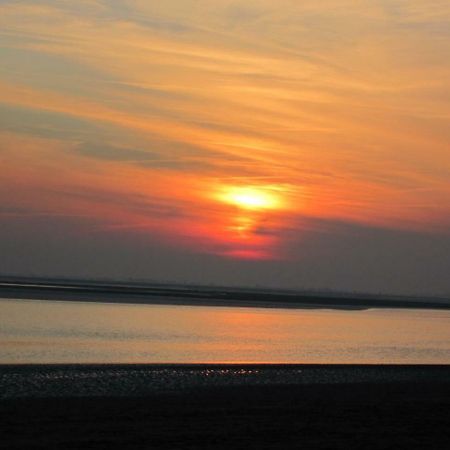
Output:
[{"xmin": 1, "ymin": 298, "xmax": 450, "ymax": 364}]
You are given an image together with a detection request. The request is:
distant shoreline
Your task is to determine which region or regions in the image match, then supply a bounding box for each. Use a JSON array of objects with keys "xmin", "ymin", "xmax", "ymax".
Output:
[
  {"xmin": 1, "ymin": 277, "xmax": 449, "ymax": 311},
  {"xmin": 0, "ymin": 288, "xmax": 369, "ymax": 311}
]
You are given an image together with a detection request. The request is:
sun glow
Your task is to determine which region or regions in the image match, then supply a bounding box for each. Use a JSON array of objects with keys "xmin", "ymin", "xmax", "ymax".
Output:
[
  {"xmin": 202, "ymin": 184, "xmax": 289, "ymax": 259},
  {"xmin": 219, "ymin": 186, "xmax": 281, "ymax": 210}
]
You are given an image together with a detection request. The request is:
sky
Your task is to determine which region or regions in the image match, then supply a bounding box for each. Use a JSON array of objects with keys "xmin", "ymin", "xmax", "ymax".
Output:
[{"xmin": 1, "ymin": 0, "xmax": 449, "ymax": 296}]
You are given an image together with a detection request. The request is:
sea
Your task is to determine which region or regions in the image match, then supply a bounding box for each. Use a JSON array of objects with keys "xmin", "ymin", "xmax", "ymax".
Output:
[{"xmin": 1, "ymin": 297, "xmax": 450, "ymax": 364}]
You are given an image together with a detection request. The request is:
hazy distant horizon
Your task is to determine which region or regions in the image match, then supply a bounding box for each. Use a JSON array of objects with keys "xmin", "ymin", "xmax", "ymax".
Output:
[
  {"xmin": 1, "ymin": 268, "xmax": 450, "ymax": 299},
  {"xmin": 1, "ymin": 214, "xmax": 450, "ymax": 296}
]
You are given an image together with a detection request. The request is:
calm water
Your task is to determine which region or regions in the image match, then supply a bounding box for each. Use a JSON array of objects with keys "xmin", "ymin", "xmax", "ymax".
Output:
[{"xmin": 1, "ymin": 298, "xmax": 450, "ymax": 364}]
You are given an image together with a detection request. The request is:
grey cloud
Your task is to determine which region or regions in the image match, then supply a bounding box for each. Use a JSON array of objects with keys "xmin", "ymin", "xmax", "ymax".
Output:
[
  {"xmin": 75, "ymin": 139, "xmax": 264, "ymax": 174},
  {"xmin": 75, "ymin": 142, "xmax": 160, "ymax": 162},
  {"xmin": 55, "ymin": 187, "xmax": 195, "ymax": 220},
  {"xmin": 0, "ymin": 104, "xmax": 101, "ymax": 141},
  {"xmin": 74, "ymin": 141, "xmax": 221, "ymax": 172}
]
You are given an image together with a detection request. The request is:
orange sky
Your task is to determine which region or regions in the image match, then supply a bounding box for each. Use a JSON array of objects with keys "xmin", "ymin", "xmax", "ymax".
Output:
[{"xmin": 1, "ymin": 1, "xmax": 449, "ymax": 293}]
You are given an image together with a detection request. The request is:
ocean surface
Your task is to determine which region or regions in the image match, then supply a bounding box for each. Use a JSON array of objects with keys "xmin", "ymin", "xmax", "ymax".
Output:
[{"xmin": 1, "ymin": 298, "xmax": 450, "ymax": 364}]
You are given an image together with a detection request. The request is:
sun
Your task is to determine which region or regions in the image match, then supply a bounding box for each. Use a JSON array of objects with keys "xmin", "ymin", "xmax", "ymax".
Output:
[{"xmin": 219, "ymin": 186, "xmax": 280, "ymax": 210}]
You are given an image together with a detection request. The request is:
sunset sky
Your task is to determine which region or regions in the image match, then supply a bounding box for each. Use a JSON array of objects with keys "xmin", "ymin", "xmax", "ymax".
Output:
[{"xmin": 1, "ymin": 0, "xmax": 449, "ymax": 295}]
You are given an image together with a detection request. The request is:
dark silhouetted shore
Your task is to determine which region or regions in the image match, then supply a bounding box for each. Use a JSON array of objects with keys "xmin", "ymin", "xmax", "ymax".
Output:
[{"xmin": 1, "ymin": 364, "xmax": 450, "ymax": 449}]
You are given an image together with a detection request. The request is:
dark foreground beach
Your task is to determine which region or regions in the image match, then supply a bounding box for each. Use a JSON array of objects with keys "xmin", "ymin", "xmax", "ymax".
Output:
[{"xmin": 1, "ymin": 365, "xmax": 450, "ymax": 449}]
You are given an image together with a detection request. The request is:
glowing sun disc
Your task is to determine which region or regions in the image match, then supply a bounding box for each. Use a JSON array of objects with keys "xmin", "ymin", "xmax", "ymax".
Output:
[{"xmin": 220, "ymin": 186, "xmax": 280, "ymax": 210}]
